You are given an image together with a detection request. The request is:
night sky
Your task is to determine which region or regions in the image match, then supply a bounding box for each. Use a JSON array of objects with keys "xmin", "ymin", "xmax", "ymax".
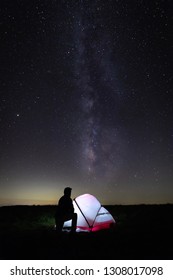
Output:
[{"xmin": 0, "ymin": 0, "xmax": 173, "ymax": 205}]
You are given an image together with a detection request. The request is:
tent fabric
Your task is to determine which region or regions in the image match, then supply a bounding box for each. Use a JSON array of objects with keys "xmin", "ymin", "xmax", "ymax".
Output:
[{"xmin": 63, "ymin": 194, "xmax": 115, "ymax": 232}]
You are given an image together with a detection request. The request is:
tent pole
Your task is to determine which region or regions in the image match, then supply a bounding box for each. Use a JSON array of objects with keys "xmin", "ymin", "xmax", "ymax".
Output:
[
  {"xmin": 92, "ymin": 205, "xmax": 102, "ymax": 229},
  {"xmin": 74, "ymin": 198, "xmax": 92, "ymax": 230}
]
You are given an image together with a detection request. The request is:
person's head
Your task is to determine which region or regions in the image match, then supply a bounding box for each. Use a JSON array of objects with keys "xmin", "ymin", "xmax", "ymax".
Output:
[{"xmin": 64, "ymin": 187, "xmax": 72, "ymax": 197}]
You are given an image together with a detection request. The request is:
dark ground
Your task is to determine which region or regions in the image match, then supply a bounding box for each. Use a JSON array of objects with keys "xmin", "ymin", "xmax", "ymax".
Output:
[{"xmin": 0, "ymin": 204, "xmax": 173, "ymax": 260}]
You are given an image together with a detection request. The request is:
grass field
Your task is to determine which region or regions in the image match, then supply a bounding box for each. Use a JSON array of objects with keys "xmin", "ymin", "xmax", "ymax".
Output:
[{"xmin": 0, "ymin": 204, "xmax": 173, "ymax": 260}]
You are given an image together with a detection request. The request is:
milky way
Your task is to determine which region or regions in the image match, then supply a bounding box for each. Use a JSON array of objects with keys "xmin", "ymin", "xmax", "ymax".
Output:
[{"xmin": 74, "ymin": 3, "xmax": 125, "ymax": 183}]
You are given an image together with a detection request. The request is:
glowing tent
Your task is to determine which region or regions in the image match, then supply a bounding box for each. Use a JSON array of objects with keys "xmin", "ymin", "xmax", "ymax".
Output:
[{"xmin": 63, "ymin": 194, "xmax": 116, "ymax": 232}]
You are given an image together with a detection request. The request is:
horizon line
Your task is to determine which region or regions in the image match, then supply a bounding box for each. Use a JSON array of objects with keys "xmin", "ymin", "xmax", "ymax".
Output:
[{"xmin": 1, "ymin": 202, "xmax": 173, "ymax": 207}]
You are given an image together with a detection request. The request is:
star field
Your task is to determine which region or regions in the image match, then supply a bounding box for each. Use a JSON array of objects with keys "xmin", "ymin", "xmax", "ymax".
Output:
[{"xmin": 0, "ymin": 0, "xmax": 173, "ymax": 205}]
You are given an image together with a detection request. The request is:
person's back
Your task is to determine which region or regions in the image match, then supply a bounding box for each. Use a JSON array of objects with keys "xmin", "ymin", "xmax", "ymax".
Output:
[
  {"xmin": 55, "ymin": 187, "xmax": 77, "ymax": 233},
  {"xmin": 58, "ymin": 194, "xmax": 74, "ymax": 216}
]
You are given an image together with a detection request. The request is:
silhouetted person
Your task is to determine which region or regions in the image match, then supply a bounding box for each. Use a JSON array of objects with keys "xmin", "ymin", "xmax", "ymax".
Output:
[{"xmin": 55, "ymin": 187, "xmax": 77, "ymax": 233}]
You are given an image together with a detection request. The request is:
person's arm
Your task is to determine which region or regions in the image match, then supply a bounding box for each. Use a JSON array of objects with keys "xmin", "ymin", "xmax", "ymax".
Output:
[{"xmin": 70, "ymin": 198, "xmax": 74, "ymax": 213}]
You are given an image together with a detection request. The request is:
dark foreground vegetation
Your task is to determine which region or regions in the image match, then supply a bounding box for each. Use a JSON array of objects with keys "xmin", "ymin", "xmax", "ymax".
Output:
[{"xmin": 0, "ymin": 204, "xmax": 173, "ymax": 260}]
